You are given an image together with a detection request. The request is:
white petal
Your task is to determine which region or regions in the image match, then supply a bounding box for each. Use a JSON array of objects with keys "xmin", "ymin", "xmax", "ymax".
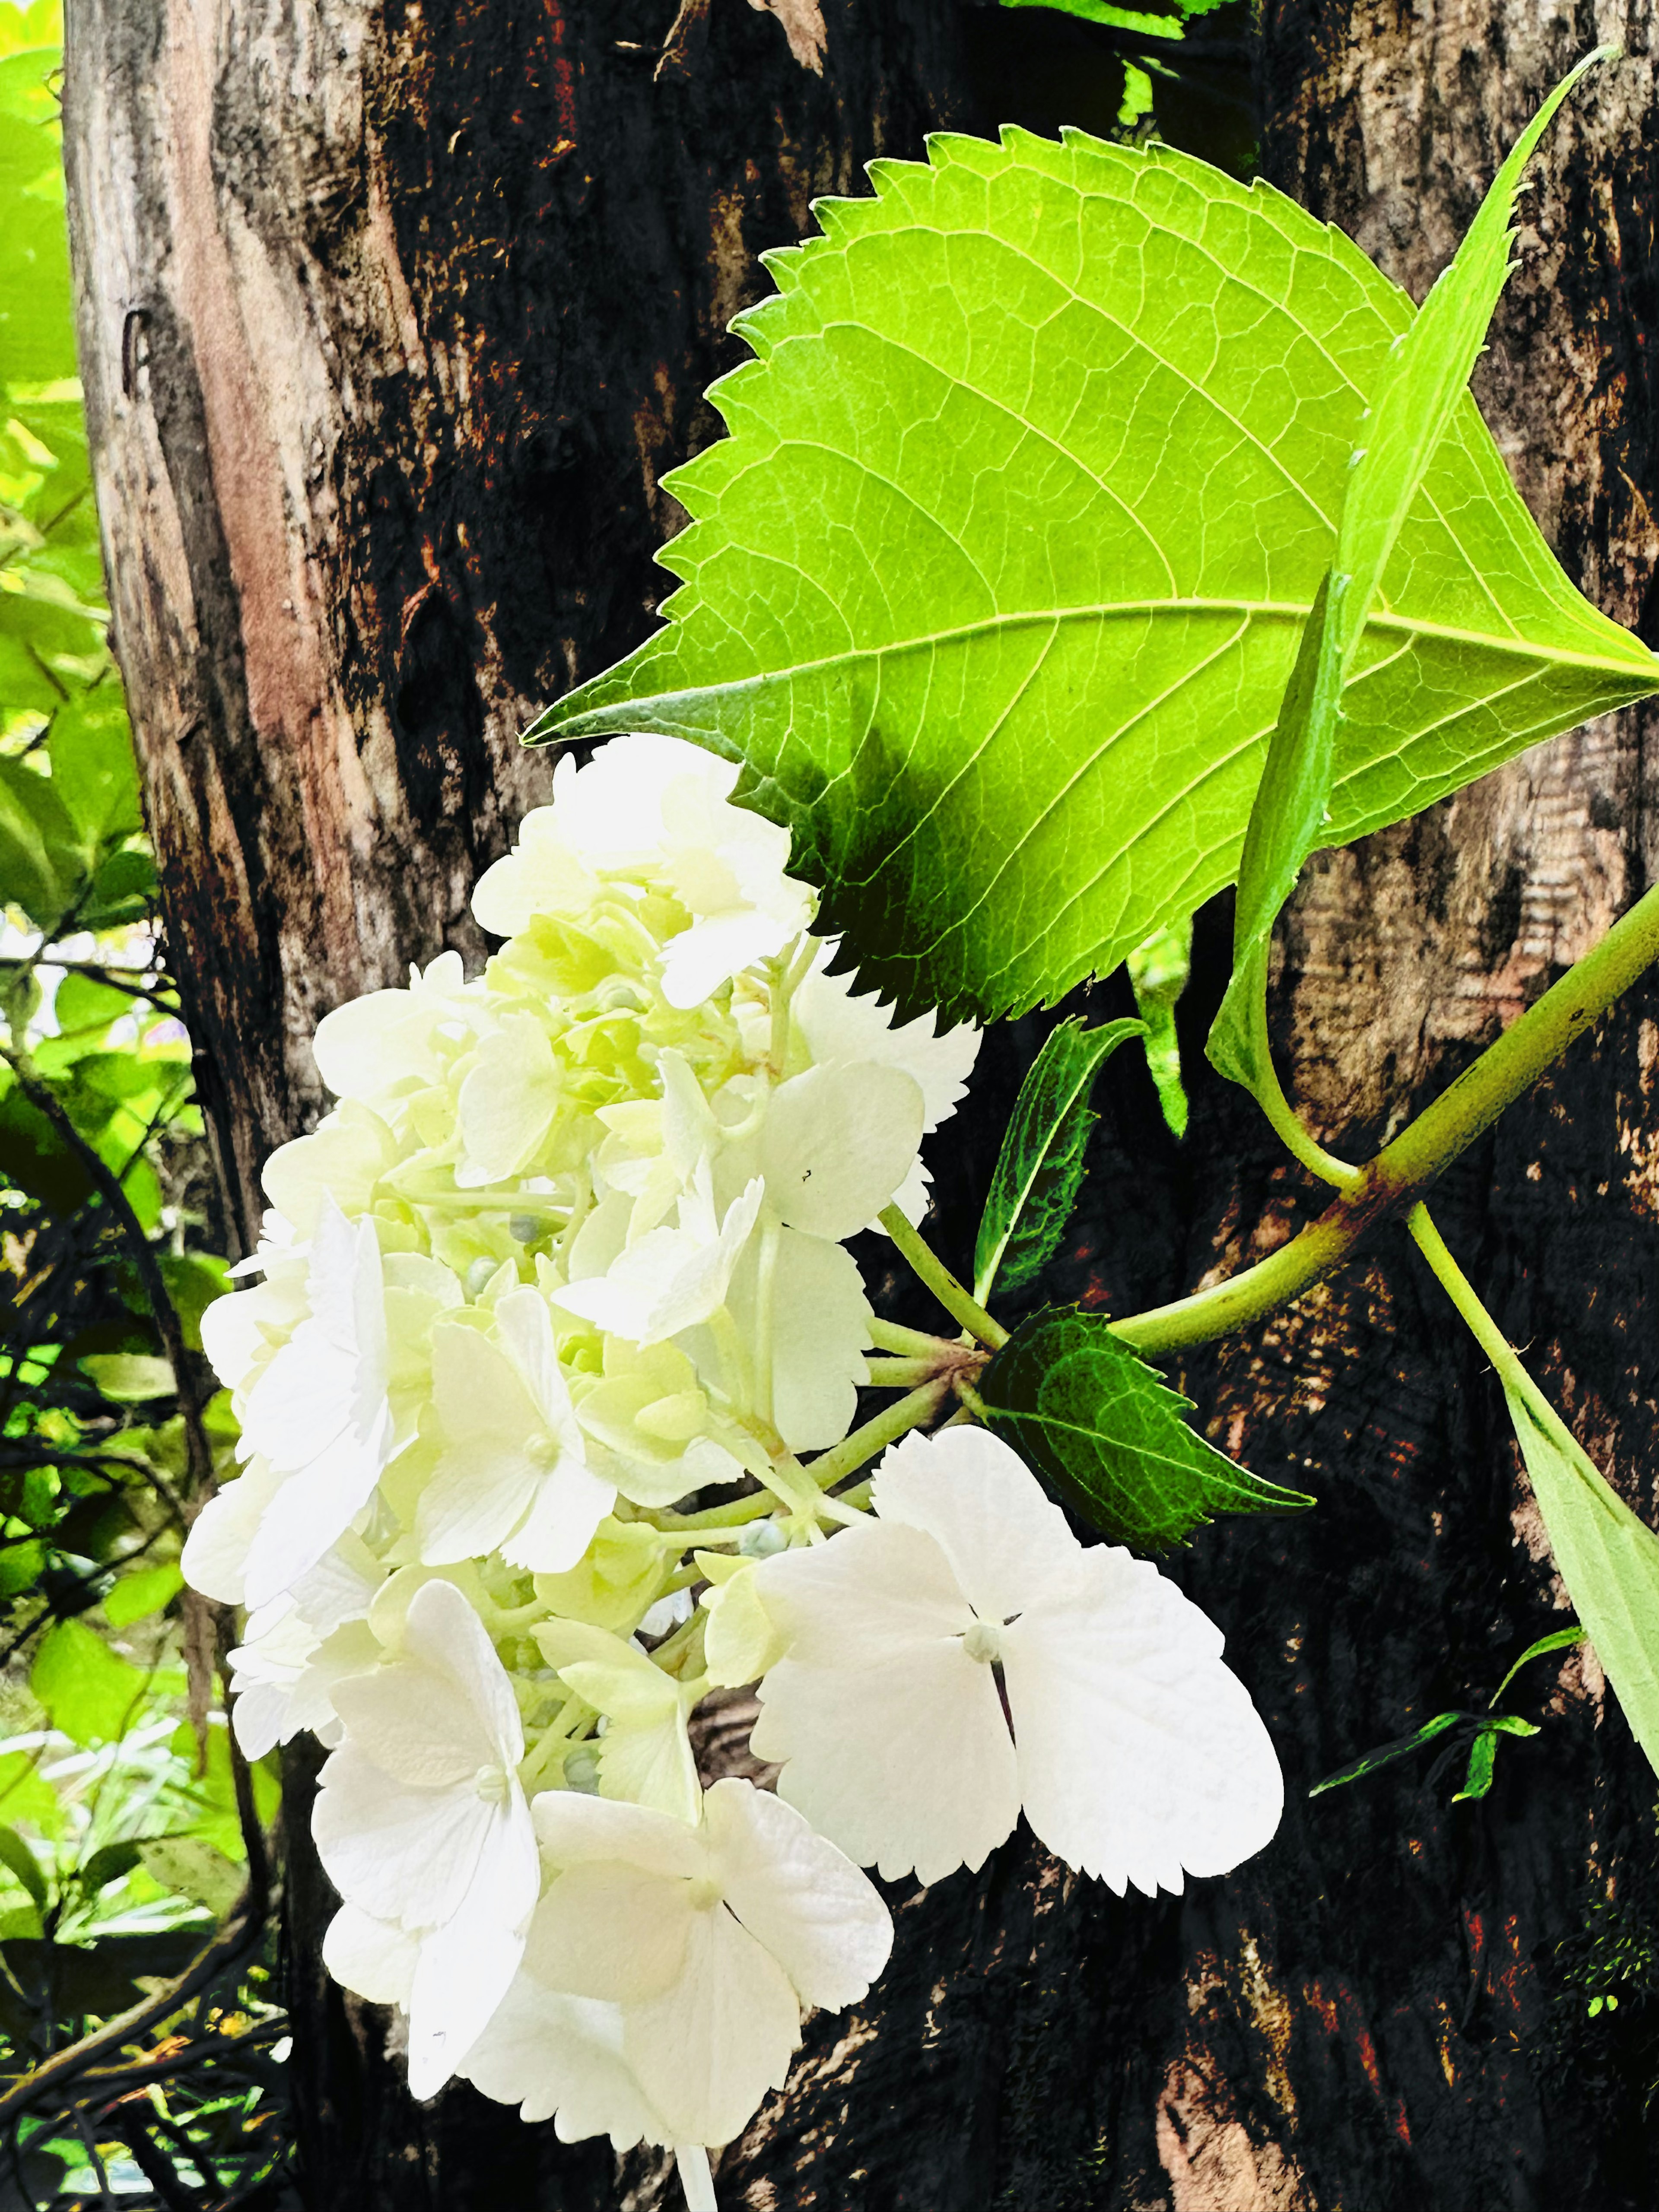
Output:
[
  {"xmin": 181, "ymin": 1458, "xmax": 289, "ymax": 1605},
  {"xmin": 530, "ymin": 1862, "xmax": 695, "ymax": 2005},
  {"xmin": 417, "ymin": 1443, "xmax": 543, "ymax": 1566},
  {"xmin": 793, "ymin": 946, "xmax": 980, "ymax": 1131},
  {"xmin": 230, "ymin": 1682, "xmax": 289, "ymax": 1762},
  {"xmin": 753, "ymin": 1645, "xmax": 1018, "ymax": 1885},
  {"xmin": 471, "ymin": 809, "xmax": 602, "ymax": 937},
  {"xmin": 727, "ymin": 1228, "xmax": 869, "ymax": 1451},
  {"xmin": 313, "ymin": 1744, "xmax": 497, "ymax": 1926},
  {"xmin": 1000, "ymin": 1546, "xmax": 1284, "ymax": 1894},
  {"xmin": 458, "ymin": 1014, "xmax": 563, "ymax": 1183},
  {"xmin": 404, "ymin": 1576, "xmax": 527, "ymax": 1761},
  {"xmin": 702, "ymin": 1778, "xmax": 891, "ymax": 2010},
  {"xmin": 873, "ymin": 1425, "xmax": 1085, "ymax": 1622},
  {"xmin": 239, "ymin": 1404, "xmax": 395, "ymax": 1611},
  {"xmin": 323, "ymin": 1903, "xmax": 417, "ymax": 2006},
  {"xmin": 623, "ymin": 1902, "xmax": 800, "ymax": 2148},
  {"xmin": 198, "ymin": 1285, "xmax": 267, "ymax": 1393},
  {"xmin": 406, "ymin": 1883, "xmax": 528, "ymax": 2099},
  {"xmin": 532, "ymin": 1790, "xmax": 703, "ymax": 1879},
  {"xmin": 760, "ymin": 1063, "xmax": 924, "ymax": 1241},
  {"xmin": 328, "ymin": 1666, "xmax": 493, "ymax": 1789},
  {"xmin": 460, "ymin": 1968, "xmax": 671, "ymax": 2147},
  {"xmin": 660, "ymin": 910, "xmax": 791, "ymax": 1009},
  {"xmin": 753, "ymin": 1517, "xmax": 972, "ymax": 1668},
  {"xmin": 500, "ymin": 1459, "xmax": 616, "ymax": 1574}
]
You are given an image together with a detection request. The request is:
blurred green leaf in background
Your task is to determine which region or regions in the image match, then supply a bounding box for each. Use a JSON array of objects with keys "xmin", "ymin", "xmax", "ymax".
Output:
[{"xmin": 0, "ymin": 3, "xmax": 292, "ymax": 2199}]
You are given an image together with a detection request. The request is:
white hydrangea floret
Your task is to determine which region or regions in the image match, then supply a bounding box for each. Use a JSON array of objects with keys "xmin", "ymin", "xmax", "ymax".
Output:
[
  {"xmin": 313, "ymin": 1579, "xmax": 540, "ymax": 2098},
  {"xmin": 185, "ymin": 1193, "xmax": 397, "ymax": 1611},
  {"xmin": 749, "ymin": 1426, "xmax": 1284, "ymax": 1894},
  {"xmin": 528, "ymin": 1778, "xmax": 893, "ymax": 2147}
]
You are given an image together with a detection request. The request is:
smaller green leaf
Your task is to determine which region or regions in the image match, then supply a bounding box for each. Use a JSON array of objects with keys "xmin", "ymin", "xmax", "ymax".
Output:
[
  {"xmin": 0, "ymin": 1824, "xmax": 48, "ymax": 1912},
  {"xmin": 1453, "ymin": 1728, "xmax": 1500, "ymax": 1803},
  {"xmin": 137, "ymin": 1836, "xmax": 243, "ymax": 1917},
  {"xmin": 998, "ymin": 0, "xmax": 1191, "ymax": 32},
  {"xmin": 1127, "ymin": 919, "xmax": 1191, "ymax": 1138},
  {"xmin": 1207, "ymin": 571, "xmax": 1335, "ymax": 1095},
  {"xmin": 979, "ymin": 1304, "xmax": 1313, "ymax": 1549},
  {"xmin": 1503, "ymin": 1388, "xmax": 1659, "ymax": 1777},
  {"xmin": 1210, "ymin": 49, "xmax": 1611, "ymax": 1108},
  {"xmin": 1309, "ymin": 1710, "xmax": 1471, "ymax": 1797},
  {"xmin": 30, "ymin": 1618, "xmax": 147, "ymax": 1746},
  {"xmin": 77, "ymin": 1839, "xmax": 142, "ymax": 1894},
  {"xmin": 1491, "ymin": 1622, "xmax": 1586, "ymax": 1707},
  {"xmin": 1449, "ymin": 1714, "xmax": 1539, "ymax": 1803},
  {"xmin": 51, "ymin": 970, "xmax": 132, "ymax": 1040},
  {"xmin": 102, "ymin": 1561, "xmax": 183, "ymax": 1629},
  {"xmin": 973, "ymin": 1018, "xmax": 1144, "ymax": 1303},
  {"xmin": 79, "ymin": 1352, "xmax": 175, "ymax": 1403}
]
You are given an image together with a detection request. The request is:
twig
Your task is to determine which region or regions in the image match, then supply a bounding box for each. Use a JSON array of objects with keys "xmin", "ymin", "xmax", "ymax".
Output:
[
  {"xmin": 0, "ymin": 1881, "xmax": 272, "ymax": 2128},
  {"xmin": 71, "ymin": 2022, "xmax": 288, "ymax": 2102},
  {"xmin": 108, "ymin": 2108, "xmax": 200, "ymax": 2212}
]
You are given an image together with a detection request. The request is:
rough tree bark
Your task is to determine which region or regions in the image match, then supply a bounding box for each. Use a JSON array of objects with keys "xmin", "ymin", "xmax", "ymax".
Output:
[{"xmin": 60, "ymin": 0, "xmax": 1659, "ymax": 2206}]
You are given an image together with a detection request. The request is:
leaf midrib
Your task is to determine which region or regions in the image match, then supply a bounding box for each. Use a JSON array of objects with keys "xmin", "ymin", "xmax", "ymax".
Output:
[{"xmin": 576, "ymin": 596, "xmax": 1654, "ymax": 708}]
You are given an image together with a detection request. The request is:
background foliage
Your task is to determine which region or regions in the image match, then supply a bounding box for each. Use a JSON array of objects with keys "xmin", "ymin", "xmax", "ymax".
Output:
[{"xmin": 0, "ymin": 4, "xmax": 289, "ymax": 2201}]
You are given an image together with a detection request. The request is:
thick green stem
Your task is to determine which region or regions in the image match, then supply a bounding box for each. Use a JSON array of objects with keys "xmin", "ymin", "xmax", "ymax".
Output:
[
  {"xmin": 1111, "ymin": 877, "xmax": 1659, "ymax": 1357},
  {"xmin": 878, "ymin": 1206, "xmax": 1008, "ymax": 1349},
  {"xmin": 806, "ymin": 1378, "xmax": 950, "ymax": 1490}
]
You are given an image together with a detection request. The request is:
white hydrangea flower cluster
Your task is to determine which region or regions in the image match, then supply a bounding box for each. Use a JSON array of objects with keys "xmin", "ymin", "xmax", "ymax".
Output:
[{"xmin": 181, "ymin": 735, "xmax": 1282, "ymax": 2210}]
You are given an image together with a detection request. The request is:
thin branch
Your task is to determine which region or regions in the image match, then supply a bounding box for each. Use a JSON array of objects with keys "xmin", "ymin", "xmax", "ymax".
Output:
[
  {"xmin": 0, "ymin": 1876, "xmax": 273, "ymax": 2128},
  {"xmin": 70, "ymin": 2022, "xmax": 286, "ymax": 2102},
  {"xmin": 107, "ymin": 2109, "xmax": 200, "ymax": 2212}
]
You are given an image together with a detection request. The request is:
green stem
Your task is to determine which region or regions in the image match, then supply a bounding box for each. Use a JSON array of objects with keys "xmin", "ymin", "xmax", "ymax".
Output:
[
  {"xmin": 646, "ymin": 1377, "xmax": 951, "ymax": 1536},
  {"xmin": 878, "ymin": 1206, "xmax": 1009, "ymax": 1349},
  {"xmin": 1405, "ymin": 1204, "xmax": 1565, "ymax": 1446},
  {"xmin": 806, "ymin": 1378, "xmax": 950, "ymax": 1490},
  {"xmin": 864, "ymin": 1355, "xmax": 941, "ymax": 1387},
  {"xmin": 1243, "ymin": 987, "xmax": 1361, "ymax": 1190},
  {"xmin": 868, "ymin": 1316, "xmax": 961, "ymax": 1358},
  {"xmin": 1111, "ymin": 877, "xmax": 1659, "ymax": 1357}
]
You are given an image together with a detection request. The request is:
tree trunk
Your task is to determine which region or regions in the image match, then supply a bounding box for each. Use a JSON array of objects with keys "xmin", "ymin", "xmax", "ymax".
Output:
[{"xmin": 61, "ymin": 0, "xmax": 1659, "ymax": 2206}]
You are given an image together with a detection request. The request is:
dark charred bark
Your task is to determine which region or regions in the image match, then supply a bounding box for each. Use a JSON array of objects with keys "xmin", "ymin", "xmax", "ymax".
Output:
[{"xmin": 60, "ymin": 0, "xmax": 1659, "ymax": 2206}]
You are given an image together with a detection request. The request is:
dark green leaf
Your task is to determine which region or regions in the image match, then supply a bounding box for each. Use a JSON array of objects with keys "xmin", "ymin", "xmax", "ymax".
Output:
[
  {"xmin": 973, "ymin": 1017, "xmax": 1144, "ymax": 1302},
  {"xmin": 77, "ymin": 1839, "xmax": 141, "ymax": 1893},
  {"xmin": 0, "ymin": 754, "xmax": 76, "ymax": 928},
  {"xmin": 1491, "ymin": 1622, "xmax": 1586, "ymax": 1707},
  {"xmin": 978, "ymin": 1303, "xmax": 1313, "ymax": 1548},
  {"xmin": 0, "ymin": 1823, "xmax": 48, "ymax": 1911},
  {"xmin": 0, "ymin": 1082, "xmax": 91, "ymax": 1211},
  {"xmin": 1309, "ymin": 1709, "xmax": 1472, "ymax": 1797},
  {"xmin": 1451, "ymin": 1716, "xmax": 1538, "ymax": 1803}
]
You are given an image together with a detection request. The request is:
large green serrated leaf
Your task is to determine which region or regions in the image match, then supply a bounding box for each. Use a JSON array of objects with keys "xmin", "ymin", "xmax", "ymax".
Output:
[
  {"xmin": 537, "ymin": 127, "xmax": 1658, "ymax": 1021},
  {"xmin": 1504, "ymin": 1387, "xmax": 1659, "ymax": 1776},
  {"xmin": 973, "ymin": 1015, "xmax": 1143, "ymax": 1301},
  {"xmin": 979, "ymin": 1303, "xmax": 1313, "ymax": 1548}
]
